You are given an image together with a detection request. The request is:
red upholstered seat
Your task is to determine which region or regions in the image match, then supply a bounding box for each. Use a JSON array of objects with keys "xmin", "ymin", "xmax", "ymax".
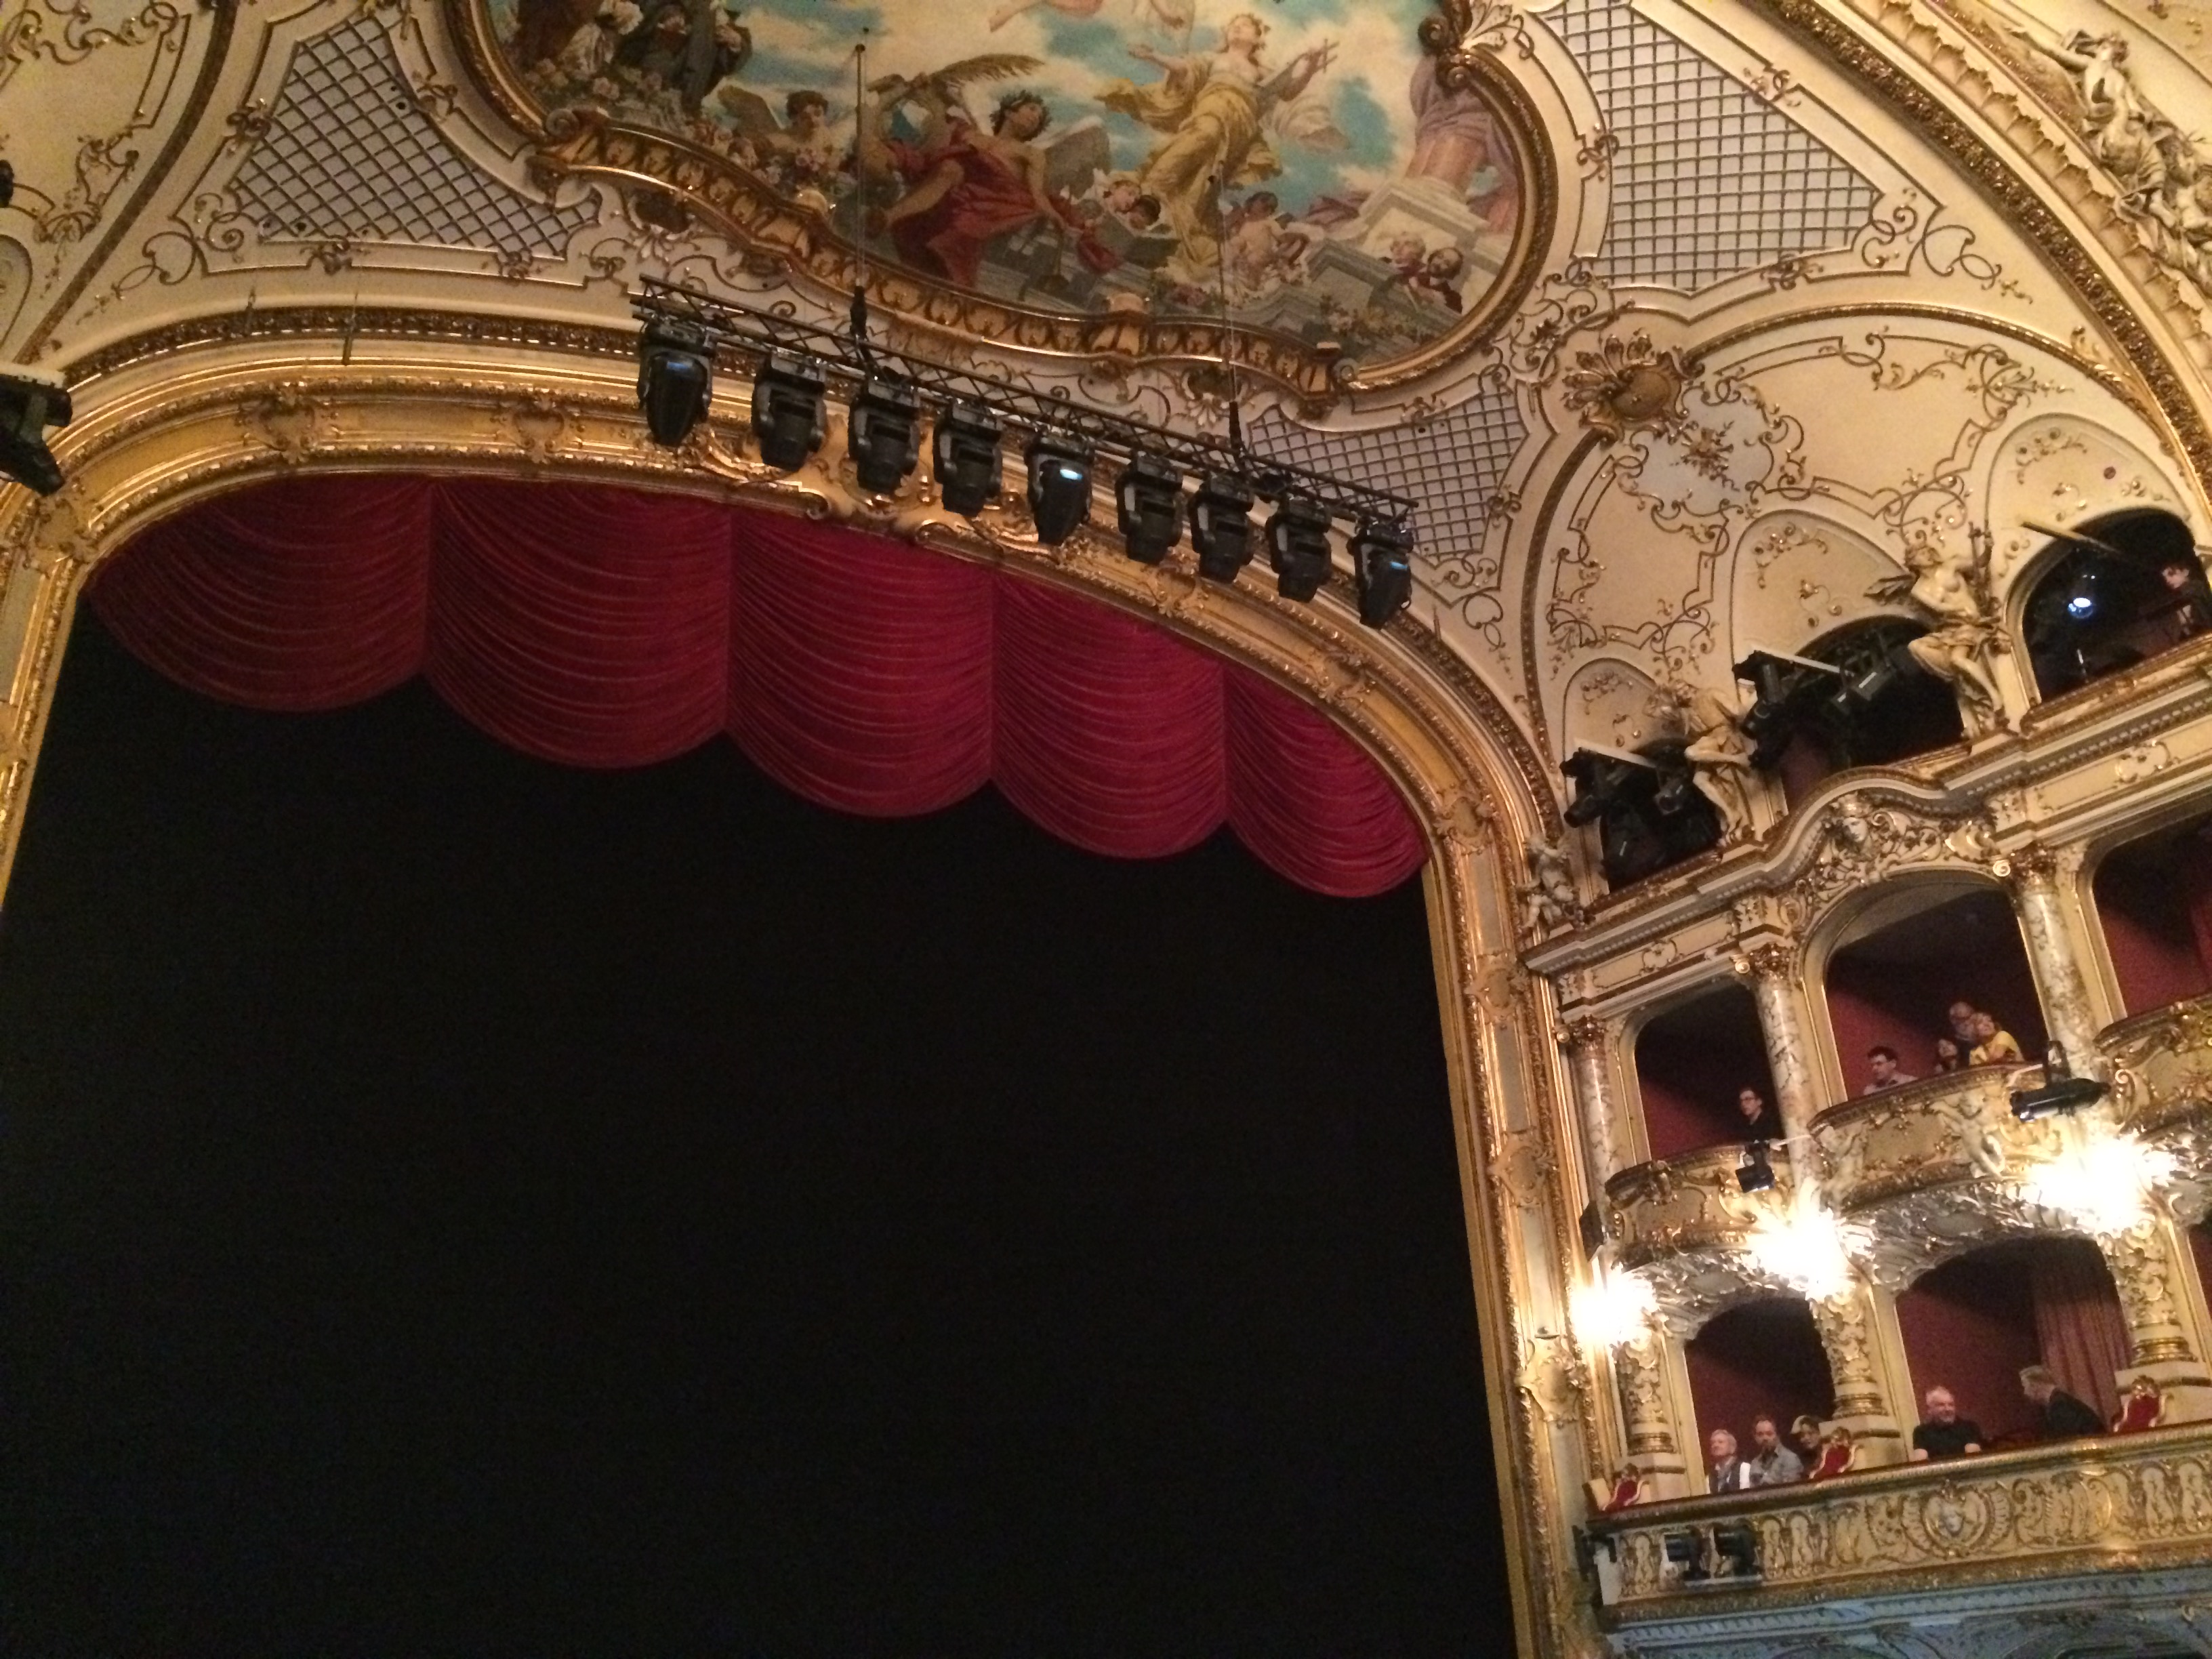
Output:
[
  {"xmin": 1809, "ymin": 1435, "xmax": 1854, "ymax": 1480},
  {"xmin": 2116, "ymin": 1380, "xmax": 2163, "ymax": 1433}
]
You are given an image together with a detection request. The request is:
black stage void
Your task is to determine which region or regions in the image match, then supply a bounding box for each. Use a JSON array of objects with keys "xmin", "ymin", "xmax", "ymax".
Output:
[{"xmin": 0, "ymin": 613, "xmax": 1513, "ymax": 1656}]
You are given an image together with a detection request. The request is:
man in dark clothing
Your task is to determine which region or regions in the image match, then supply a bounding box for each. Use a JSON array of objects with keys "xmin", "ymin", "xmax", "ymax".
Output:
[
  {"xmin": 1736, "ymin": 1087, "xmax": 1776, "ymax": 1141},
  {"xmin": 2021, "ymin": 1365, "xmax": 2104, "ymax": 1440},
  {"xmin": 1910, "ymin": 1385, "xmax": 1984, "ymax": 1460}
]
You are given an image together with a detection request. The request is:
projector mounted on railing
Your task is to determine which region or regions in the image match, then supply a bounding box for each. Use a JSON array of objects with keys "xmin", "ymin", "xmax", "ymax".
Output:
[{"xmin": 629, "ymin": 277, "xmax": 1420, "ymax": 629}]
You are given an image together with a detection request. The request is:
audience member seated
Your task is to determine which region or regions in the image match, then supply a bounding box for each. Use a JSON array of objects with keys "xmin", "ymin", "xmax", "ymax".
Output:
[
  {"xmin": 1946, "ymin": 1001, "xmax": 1978, "ymax": 1057},
  {"xmin": 1790, "ymin": 1414, "xmax": 1822, "ymax": 1462},
  {"xmin": 1967, "ymin": 1009, "xmax": 2023, "ymax": 1065},
  {"xmin": 2160, "ymin": 557, "xmax": 2209, "ymax": 644},
  {"xmin": 1736, "ymin": 1087, "xmax": 1776, "ymax": 1143},
  {"xmin": 1862, "ymin": 1045, "xmax": 1915, "ymax": 1094},
  {"xmin": 1808, "ymin": 1427, "xmax": 1855, "ymax": 1481},
  {"xmin": 2115, "ymin": 1377, "xmax": 2164, "ymax": 1434},
  {"xmin": 2019, "ymin": 1365, "xmax": 2102, "ymax": 1441},
  {"xmin": 1910, "ymin": 1385, "xmax": 1985, "ymax": 1460},
  {"xmin": 1707, "ymin": 1427, "xmax": 1746, "ymax": 1492},
  {"xmin": 1745, "ymin": 1414, "xmax": 1804, "ymax": 1486},
  {"xmin": 1932, "ymin": 1037, "xmax": 1964, "ymax": 1074}
]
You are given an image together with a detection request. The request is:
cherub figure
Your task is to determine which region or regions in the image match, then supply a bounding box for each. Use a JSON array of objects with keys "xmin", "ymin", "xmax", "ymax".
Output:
[
  {"xmin": 1521, "ymin": 836, "xmax": 1580, "ymax": 934},
  {"xmin": 1869, "ymin": 525, "xmax": 2009, "ymax": 737}
]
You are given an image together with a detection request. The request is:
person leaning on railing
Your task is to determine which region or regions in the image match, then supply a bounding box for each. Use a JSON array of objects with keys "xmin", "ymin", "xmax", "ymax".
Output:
[
  {"xmin": 2020, "ymin": 1365, "xmax": 2104, "ymax": 1440},
  {"xmin": 1910, "ymin": 1385, "xmax": 1984, "ymax": 1461}
]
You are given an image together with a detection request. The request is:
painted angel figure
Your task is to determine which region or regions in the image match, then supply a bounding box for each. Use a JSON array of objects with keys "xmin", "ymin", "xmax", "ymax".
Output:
[
  {"xmin": 1098, "ymin": 12, "xmax": 1341, "ymax": 276},
  {"xmin": 1868, "ymin": 527, "xmax": 2009, "ymax": 737}
]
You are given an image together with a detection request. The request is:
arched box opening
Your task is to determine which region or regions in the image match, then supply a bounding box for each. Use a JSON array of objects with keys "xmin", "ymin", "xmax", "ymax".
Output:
[
  {"xmin": 2093, "ymin": 811, "xmax": 2212, "ymax": 1017},
  {"xmin": 1685, "ymin": 1297, "xmax": 1833, "ymax": 1481},
  {"xmin": 1765, "ymin": 619, "xmax": 1965, "ymax": 807},
  {"xmin": 1896, "ymin": 1237, "xmax": 2125, "ymax": 1451},
  {"xmin": 2022, "ymin": 510, "xmax": 2209, "ymax": 701},
  {"xmin": 1633, "ymin": 982, "xmax": 1777, "ymax": 1160},
  {"xmin": 1824, "ymin": 882, "xmax": 2045, "ymax": 1098}
]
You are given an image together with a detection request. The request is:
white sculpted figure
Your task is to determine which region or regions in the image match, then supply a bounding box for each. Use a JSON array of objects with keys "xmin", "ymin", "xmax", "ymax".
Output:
[
  {"xmin": 1869, "ymin": 525, "xmax": 2009, "ymax": 738},
  {"xmin": 1521, "ymin": 836, "xmax": 1580, "ymax": 933},
  {"xmin": 1660, "ymin": 680, "xmax": 1757, "ymax": 844}
]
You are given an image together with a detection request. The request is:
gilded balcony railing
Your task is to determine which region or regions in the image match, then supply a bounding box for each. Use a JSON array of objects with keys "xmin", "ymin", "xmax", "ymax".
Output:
[
  {"xmin": 1603, "ymin": 1141, "xmax": 1793, "ymax": 1273},
  {"xmin": 1809, "ymin": 1066, "xmax": 2061, "ymax": 1214},
  {"xmin": 1584, "ymin": 1423, "xmax": 2212, "ymax": 1619},
  {"xmin": 2106, "ymin": 990, "xmax": 2212, "ymax": 1137}
]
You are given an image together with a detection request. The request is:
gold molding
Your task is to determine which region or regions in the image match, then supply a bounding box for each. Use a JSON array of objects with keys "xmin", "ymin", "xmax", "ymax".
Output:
[
  {"xmin": 0, "ymin": 328, "xmax": 1581, "ymax": 1657},
  {"xmin": 441, "ymin": 0, "xmax": 1555, "ymax": 409}
]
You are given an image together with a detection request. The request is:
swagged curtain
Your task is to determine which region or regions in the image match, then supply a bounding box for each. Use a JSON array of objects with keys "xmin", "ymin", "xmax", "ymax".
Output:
[{"xmin": 89, "ymin": 476, "xmax": 1426, "ymax": 898}]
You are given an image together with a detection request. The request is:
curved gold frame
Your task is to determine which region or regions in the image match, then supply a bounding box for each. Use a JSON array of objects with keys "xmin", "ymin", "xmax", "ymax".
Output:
[
  {"xmin": 0, "ymin": 323, "xmax": 1586, "ymax": 1656},
  {"xmin": 442, "ymin": 0, "xmax": 1555, "ymax": 411}
]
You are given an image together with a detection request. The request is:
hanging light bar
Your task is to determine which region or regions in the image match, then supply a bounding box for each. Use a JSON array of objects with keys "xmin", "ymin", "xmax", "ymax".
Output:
[{"xmin": 630, "ymin": 280, "xmax": 1418, "ymax": 626}]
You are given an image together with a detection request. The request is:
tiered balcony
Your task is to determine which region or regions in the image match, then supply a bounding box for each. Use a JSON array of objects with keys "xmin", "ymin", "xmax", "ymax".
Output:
[
  {"xmin": 1603, "ymin": 1141, "xmax": 1793, "ymax": 1275},
  {"xmin": 1583, "ymin": 1425, "xmax": 2212, "ymax": 1620},
  {"xmin": 2106, "ymin": 990, "xmax": 2212, "ymax": 1137},
  {"xmin": 1809, "ymin": 1067, "xmax": 2062, "ymax": 1214}
]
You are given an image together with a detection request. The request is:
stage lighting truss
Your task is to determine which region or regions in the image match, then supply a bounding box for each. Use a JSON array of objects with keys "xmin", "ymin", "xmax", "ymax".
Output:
[{"xmin": 630, "ymin": 280, "xmax": 1418, "ymax": 624}]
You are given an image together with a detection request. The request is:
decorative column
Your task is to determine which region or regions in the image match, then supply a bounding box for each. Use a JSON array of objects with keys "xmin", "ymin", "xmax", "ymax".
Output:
[
  {"xmin": 1996, "ymin": 844, "xmax": 2102, "ymax": 1066},
  {"xmin": 2104, "ymin": 1220, "xmax": 2212, "ymax": 1425},
  {"xmin": 1808, "ymin": 1287, "xmax": 1908, "ymax": 1466},
  {"xmin": 1735, "ymin": 939, "xmax": 1821, "ymax": 1176},
  {"xmin": 1559, "ymin": 1012, "xmax": 1624, "ymax": 1197},
  {"xmin": 1612, "ymin": 1330, "xmax": 1692, "ymax": 1498}
]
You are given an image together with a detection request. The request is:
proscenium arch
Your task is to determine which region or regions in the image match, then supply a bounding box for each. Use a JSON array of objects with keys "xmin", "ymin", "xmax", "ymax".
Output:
[{"xmin": 0, "ymin": 320, "xmax": 1579, "ymax": 1655}]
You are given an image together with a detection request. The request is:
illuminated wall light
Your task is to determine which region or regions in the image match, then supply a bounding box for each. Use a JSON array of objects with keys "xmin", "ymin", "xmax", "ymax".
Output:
[
  {"xmin": 2021, "ymin": 1131, "xmax": 2180, "ymax": 1237},
  {"xmin": 1741, "ymin": 1207, "xmax": 1869, "ymax": 1302},
  {"xmin": 1570, "ymin": 1267, "xmax": 1658, "ymax": 1351}
]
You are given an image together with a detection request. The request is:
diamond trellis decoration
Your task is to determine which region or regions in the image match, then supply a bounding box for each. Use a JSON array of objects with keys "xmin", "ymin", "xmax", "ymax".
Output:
[
  {"xmin": 232, "ymin": 15, "xmax": 597, "ymax": 260},
  {"xmin": 1540, "ymin": 0, "xmax": 1881, "ymax": 291},
  {"xmin": 1250, "ymin": 383, "xmax": 1527, "ymax": 569}
]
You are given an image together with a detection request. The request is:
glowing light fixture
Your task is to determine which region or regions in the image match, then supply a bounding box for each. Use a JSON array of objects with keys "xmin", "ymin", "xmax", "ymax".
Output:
[
  {"xmin": 1742, "ymin": 1207, "xmax": 1868, "ymax": 1302},
  {"xmin": 1570, "ymin": 1266, "xmax": 1658, "ymax": 1351},
  {"xmin": 2022, "ymin": 1131, "xmax": 2179, "ymax": 1237}
]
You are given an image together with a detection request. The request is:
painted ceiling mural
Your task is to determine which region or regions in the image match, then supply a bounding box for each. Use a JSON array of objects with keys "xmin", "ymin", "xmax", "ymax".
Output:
[{"xmin": 486, "ymin": 0, "xmax": 1534, "ymax": 379}]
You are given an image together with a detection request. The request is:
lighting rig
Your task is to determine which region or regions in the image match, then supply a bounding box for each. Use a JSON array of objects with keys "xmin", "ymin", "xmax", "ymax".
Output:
[
  {"xmin": 629, "ymin": 277, "xmax": 1420, "ymax": 628},
  {"xmin": 2010, "ymin": 1044, "xmax": 2108, "ymax": 1122},
  {"xmin": 1561, "ymin": 743, "xmax": 1719, "ymax": 886},
  {"xmin": 0, "ymin": 364, "xmax": 71, "ymax": 497}
]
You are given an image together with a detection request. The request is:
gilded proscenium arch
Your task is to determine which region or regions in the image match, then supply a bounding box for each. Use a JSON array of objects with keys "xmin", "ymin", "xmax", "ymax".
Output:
[{"xmin": 0, "ymin": 326, "xmax": 1589, "ymax": 1658}]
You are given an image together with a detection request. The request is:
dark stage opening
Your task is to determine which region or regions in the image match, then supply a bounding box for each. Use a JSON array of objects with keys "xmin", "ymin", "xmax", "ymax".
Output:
[{"xmin": 0, "ymin": 613, "xmax": 1512, "ymax": 1656}]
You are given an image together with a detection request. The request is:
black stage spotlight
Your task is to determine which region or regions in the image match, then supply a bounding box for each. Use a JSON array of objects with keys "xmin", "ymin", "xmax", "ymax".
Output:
[
  {"xmin": 932, "ymin": 403, "xmax": 1002, "ymax": 516},
  {"xmin": 1353, "ymin": 518, "xmax": 1414, "ymax": 626},
  {"xmin": 2011, "ymin": 1049, "xmax": 2108, "ymax": 1121},
  {"xmin": 1267, "ymin": 494, "xmax": 1334, "ymax": 601},
  {"xmin": 0, "ymin": 160, "xmax": 13, "ymax": 211},
  {"xmin": 1561, "ymin": 747, "xmax": 1650, "ymax": 829},
  {"xmin": 1025, "ymin": 432, "xmax": 1094, "ymax": 544},
  {"xmin": 1734, "ymin": 647, "xmax": 1840, "ymax": 768},
  {"xmin": 1192, "ymin": 472, "xmax": 1255, "ymax": 581},
  {"xmin": 1115, "ymin": 452, "xmax": 1184, "ymax": 563},
  {"xmin": 0, "ymin": 367, "xmax": 71, "ymax": 497},
  {"xmin": 848, "ymin": 376, "xmax": 922, "ymax": 495},
  {"xmin": 1736, "ymin": 1139, "xmax": 1774, "ymax": 1193},
  {"xmin": 637, "ymin": 318, "xmax": 712, "ymax": 448},
  {"xmin": 752, "ymin": 352, "xmax": 828, "ymax": 472}
]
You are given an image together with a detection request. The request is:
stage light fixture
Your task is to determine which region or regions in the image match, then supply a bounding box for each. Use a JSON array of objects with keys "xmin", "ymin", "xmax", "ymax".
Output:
[
  {"xmin": 1353, "ymin": 518, "xmax": 1413, "ymax": 627},
  {"xmin": 848, "ymin": 376, "xmax": 922, "ymax": 495},
  {"xmin": 1191, "ymin": 472, "xmax": 1256, "ymax": 581},
  {"xmin": 2064, "ymin": 568, "xmax": 2102, "ymax": 622},
  {"xmin": 0, "ymin": 366, "xmax": 71, "ymax": 497},
  {"xmin": 2011, "ymin": 1075, "xmax": 2108, "ymax": 1122},
  {"xmin": 1114, "ymin": 453, "xmax": 1184, "ymax": 564},
  {"xmin": 752, "ymin": 353, "xmax": 828, "ymax": 472},
  {"xmin": 1267, "ymin": 494, "xmax": 1334, "ymax": 602},
  {"xmin": 931, "ymin": 403, "xmax": 1002, "ymax": 517},
  {"xmin": 0, "ymin": 160, "xmax": 13, "ymax": 211},
  {"xmin": 636, "ymin": 319, "xmax": 712, "ymax": 448},
  {"xmin": 1025, "ymin": 433, "xmax": 1094, "ymax": 545},
  {"xmin": 1736, "ymin": 1140, "xmax": 1775, "ymax": 1193},
  {"xmin": 1734, "ymin": 648, "xmax": 1841, "ymax": 768},
  {"xmin": 1561, "ymin": 747, "xmax": 1651, "ymax": 828}
]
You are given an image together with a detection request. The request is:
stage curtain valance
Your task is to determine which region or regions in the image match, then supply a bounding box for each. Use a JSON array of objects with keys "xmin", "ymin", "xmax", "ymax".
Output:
[{"xmin": 90, "ymin": 476, "xmax": 1425, "ymax": 897}]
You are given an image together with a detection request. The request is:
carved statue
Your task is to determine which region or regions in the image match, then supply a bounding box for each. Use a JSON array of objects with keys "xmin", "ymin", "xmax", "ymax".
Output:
[
  {"xmin": 1521, "ymin": 836, "xmax": 1580, "ymax": 933},
  {"xmin": 1659, "ymin": 680, "xmax": 1757, "ymax": 843},
  {"xmin": 2016, "ymin": 28, "xmax": 2212, "ymax": 297},
  {"xmin": 1868, "ymin": 525, "xmax": 2009, "ymax": 737}
]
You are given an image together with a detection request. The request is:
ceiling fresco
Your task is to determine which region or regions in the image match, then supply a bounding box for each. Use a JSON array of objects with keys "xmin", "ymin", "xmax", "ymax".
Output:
[{"xmin": 480, "ymin": 0, "xmax": 1536, "ymax": 383}]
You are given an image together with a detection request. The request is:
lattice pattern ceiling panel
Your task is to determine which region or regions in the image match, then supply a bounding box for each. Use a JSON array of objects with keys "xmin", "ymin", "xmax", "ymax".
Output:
[
  {"xmin": 1250, "ymin": 386, "xmax": 1527, "ymax": 567},
  {"xmin": 1540, "ymin": 0, "xmax": 1880, "ymax": 291},
  {"xmin": 232, "ymin": 15, "xmax": 597, "ymax": 258}
]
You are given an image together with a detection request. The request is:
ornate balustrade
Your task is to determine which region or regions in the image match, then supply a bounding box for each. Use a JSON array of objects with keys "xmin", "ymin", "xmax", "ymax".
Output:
[
  {"xmin": 1584, "ymin": 1423, "xmax": 2212, "ymax": 1621},
  {"xmin": 2108, "ymin": 991, "xmax": 2212, "ymax": 1138},
  {"xmin": 1810, "ymin": 1066, "xmax": 2061, "ymax": 1214},
  {"xmin": 1603, "ymin": 1142, "xmax": 1792, "ymax": 1275}
]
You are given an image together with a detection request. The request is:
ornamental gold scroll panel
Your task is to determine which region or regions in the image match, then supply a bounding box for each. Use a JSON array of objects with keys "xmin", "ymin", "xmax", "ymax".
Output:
[{"xmin": 452, "ymin": 0, "xmax": 1548, "ymax": 405}]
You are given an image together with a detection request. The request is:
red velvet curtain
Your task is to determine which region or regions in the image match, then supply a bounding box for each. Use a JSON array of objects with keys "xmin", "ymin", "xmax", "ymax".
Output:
[{"xmin": 90, "ymin": 476, "xmax": 1426, "ymax": 898}]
